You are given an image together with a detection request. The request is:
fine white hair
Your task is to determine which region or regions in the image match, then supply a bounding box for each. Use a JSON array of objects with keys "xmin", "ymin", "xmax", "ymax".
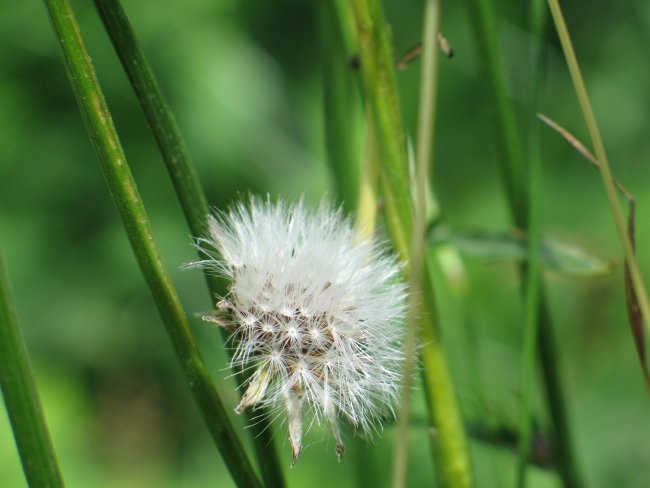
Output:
[{"xmin": 189, "ymin": 196, "xmax": 406, "ymax": 462}]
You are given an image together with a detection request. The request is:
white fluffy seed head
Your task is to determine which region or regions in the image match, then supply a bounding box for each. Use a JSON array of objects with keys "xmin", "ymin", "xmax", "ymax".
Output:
[{"xmin": 190, "ymin": 197, "xmax": 406, "ymax": 461}]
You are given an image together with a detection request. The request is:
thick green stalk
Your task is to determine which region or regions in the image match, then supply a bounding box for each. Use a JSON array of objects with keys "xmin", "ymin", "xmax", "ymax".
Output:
[
  {"xmin": 392, "ymin": 0, "xmax": 441, "ymax": 486},
  {"xmin": 91, "ymin": 1, "xmax": 283, "ymax": 484},
  {"xmin": 349, "ymin": 0, "xmax": 472, "ymax": 486},
  {"xmin": 351, "ymin": 0, "xmax": 412, "ymax": 261},
  {"xmin": 546, "ymin": 0, "xmax": 650, "ymax": 336},
  {"xmin": 41, "ymin": 1, "xmax": 261, "ymax": 486},
  {"xmin": 466, "ymin": 2, "xmax": 582, "ymax": 486},
  {"xmin": 0, "ymin": 253, "xmax": 65, "ymax": 488}
]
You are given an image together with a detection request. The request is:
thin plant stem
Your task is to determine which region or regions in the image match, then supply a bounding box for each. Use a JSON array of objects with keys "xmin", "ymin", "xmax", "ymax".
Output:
[
  {"xmin": 466, "ymin": 0, "xmax": 527, "ymax": 223},
  {"xmin": 41, "ymin": 1, "xmax": 261, "ymax": 486},
  {"xmin": 466, "ymin": 2, "xmax": 582, "ymax": 486},
  {"xmin": 92, "ymin": 0, "xmax": 207, "ymax": 243},
  {"xmin": 348, "ymin": 0, "xmax": 472, "ymax": 486},
  {"xmin": 546, "ymin": 0, "xmax": 650, "ymax": 335},
  {"xmin": 391, "ymin": 0, "xmax": 441, "ymax": 486},
  {"xmin": 0, "ymin": 252, "xmax": 65, "ymax": 488},
  {"xmin": 319, "ymin": 0, "xmax": 361, "ymax": 214},
  {"xmin": 537, "ymin": 292, "xmax": 582, "ymax": 487},
  {"xmin": 516, "ymin": 4, "xmax": 545, "ymax": 484},
  {"xmin": 91, "ymin": 0, "xmax": 284, "ymax": 484}
]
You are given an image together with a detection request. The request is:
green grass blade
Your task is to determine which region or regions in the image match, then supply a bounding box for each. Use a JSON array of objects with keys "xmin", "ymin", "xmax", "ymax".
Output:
[
  {"xmin": 91, "ymin": 0, "xmax": 284, "ymax": 484},
  {"xmin": 41, "ymin": 1, "xmax": 261, "ymax": 486},
  {"xmin": 348, "ymin": 0, "xmax": 473, "ymax": 486},
  {"xmin": 466, "ymin": 2, "xmax": 583, "ymax": 486},
  {"xmin": 546, "ymin": 0, "xmax": 650, "ymax": 342},
  {"xmin": 0, "ymin": 252, "xmax": 65, "ymax": 488},
  {"xmin": 516, "ymin": 5, "xmax": 545, "ymax": 484}
]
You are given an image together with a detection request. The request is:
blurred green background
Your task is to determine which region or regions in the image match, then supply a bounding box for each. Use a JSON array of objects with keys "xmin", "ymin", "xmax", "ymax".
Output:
[{"xmin": 1, "ymin": 1, "xmax": 649, "ymax": 486}]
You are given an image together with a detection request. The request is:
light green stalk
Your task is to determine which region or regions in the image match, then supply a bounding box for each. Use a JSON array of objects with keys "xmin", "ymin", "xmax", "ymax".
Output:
[
  {"xmin": 392, "ymin": 0, "xmax": 442, "ymax": 486},
  {"xmin": 349, "ymin": 0, "xmax": 472, "ymax": 486},
  {"xmin": 0, "ymin": 252, "xmax": 65, "ymax": 488},
  {"xmin": 355, "ymin": 118, "xmax": 380, "ymax": 240},
  {"xmin": 350, "ymin": 0, "xmax": 412, "ymax": 260},
  {"xmin": 41, "ymin": 1, "xmax": 261, "ymax": 486}
]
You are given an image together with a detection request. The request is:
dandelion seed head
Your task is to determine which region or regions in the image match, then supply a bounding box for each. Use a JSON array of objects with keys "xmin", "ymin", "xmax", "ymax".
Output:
[{"xmin": 190, "ymin": 197, "xmax": 406, "ymax": 462}]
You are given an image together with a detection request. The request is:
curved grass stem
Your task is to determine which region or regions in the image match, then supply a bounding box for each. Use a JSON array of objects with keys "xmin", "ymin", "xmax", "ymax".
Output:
[
  {"xmin": 91, "ymin": 0, "xmax": 284, "ymax": 484},
  {"xmin": 41, "ymin": 1, "xmax": 261, "ymax": 486},
  {"xmin": 546, "ymin": 0, "xmax": 650, "ymax": 337}
]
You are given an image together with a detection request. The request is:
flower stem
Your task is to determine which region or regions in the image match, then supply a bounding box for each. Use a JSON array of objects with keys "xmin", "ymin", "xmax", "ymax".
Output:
[
  {"xmin": 0, "ymin": 252, "xmax": 65, "ymax": 488},
  {"xmin": 91, "ymin": 0, "xmax": 284, "ymax": 484},
  {"xmin": 41, "ymin": 1, "xmax": 261, "ymax": 486},
  {"xmin": 349, "ymin": 0, "xmax": 472, "ymax": 486}
]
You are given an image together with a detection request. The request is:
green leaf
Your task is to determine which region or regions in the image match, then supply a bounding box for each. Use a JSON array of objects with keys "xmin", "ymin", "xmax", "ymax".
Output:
[
  {"xmin": 541, "ymin": 239, "xmax": 615, "ymax": 277},
  {"xmin": 429, "ymin": 227, "xmax": 615, "ymax": 277}
]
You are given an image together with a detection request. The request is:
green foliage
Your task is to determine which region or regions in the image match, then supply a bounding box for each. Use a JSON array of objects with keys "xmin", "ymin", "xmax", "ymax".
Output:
[
  {"xmin": 1, "ymin": 1, "xmax": 649, "ymax": 487},
  {"xmin": 429, "ymin": 227, "xmax": 615, "ymax": 277}
]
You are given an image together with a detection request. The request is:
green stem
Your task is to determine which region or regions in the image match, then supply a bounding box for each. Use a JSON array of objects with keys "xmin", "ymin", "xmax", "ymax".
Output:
[
  {"xmin": 319, "ymin": 0, "xmax": 361, "ymax": 214},
  {"xmin": 466, "ymin": 0, "xmax": 527, "ymax": 224},
  {"xmin": 516, "ymin": 6, "xmax": 544, "ymax": 484},
  {"xmin": 392, "ymin": 0, "xmax": 441, "ymax": 486},
  {"xmin": 466, "ymin": 2, "xmax": 582, "ymax": 486},
  {"xmin": 349, "ymin": 0, "xmax": 472, "ymax": 486},
  {"xmin": 546, "ymin": 0, "xmax": 650, "ymax": 337},
  {"xmin": 91, "ymin": 0, "xmax": 283, "ymax": 484},
  {"xmin": 0, "ymin": 252, "xmax": 65, "ymax": 488},
  {"xmin": 538, "ymin": 292, "xmax": 582, "ymax": 487},
  {"xmin": 92, "ymin": 0, "xmax": 207, "ymax": 242},
  {"xmin": 355, "ymin": 118, "xmax": 379, "ymax": 239},
  {"xmin": 351, "ymin": 0, "xmax": 412, "ymax": 261},
  {"xmin": 41, "ymin": 1, "xmax": 261, "ymax": 486}
]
